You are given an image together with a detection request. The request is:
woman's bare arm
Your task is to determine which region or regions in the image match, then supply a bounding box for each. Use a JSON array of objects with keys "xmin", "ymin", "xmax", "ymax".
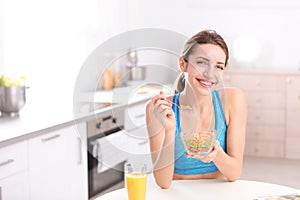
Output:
[
  {"xmin": 213, "ymin": 88, "xmax": 247, "ymax": 181},
  {"xmin": 145, "ymin": 92, "xmax": 176, "ymax": 188}
]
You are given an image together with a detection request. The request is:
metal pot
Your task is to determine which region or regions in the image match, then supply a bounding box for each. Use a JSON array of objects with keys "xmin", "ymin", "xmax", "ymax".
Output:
[
  {"xmin": 128, "ymin": 66, "xmax": 146, "ymax": 81},
  {"xmin": 0, "ymin": 86, "xmax": 26, "ymax": 117}
]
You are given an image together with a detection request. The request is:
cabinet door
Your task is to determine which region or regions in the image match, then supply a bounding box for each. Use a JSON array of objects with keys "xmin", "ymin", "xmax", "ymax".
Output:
[
  {"xmin": 124, "ymin": 101, "xmax": 147, "ymax": 132},
  {"xmin": 29, "ymin": 129, "xmax": 69, "ymax": 200},
  {"xmin": 67, "ymin": 123, "xmax": 88, "ymax": 200},
  {"xmin": 286, "ymin": 76, "xmax": 300, "ymax": 159},
  {"xmin": 126, "ymin": 128, "xmax": 153, "ymax": 173},
  {"xmin": 286, "ymin": 76, "xmax": 300, "ymax": 109},
  {"xmin": 0, "ymin": 171, "xmax": 29, "ymax": 200},
  {"xmin": 0, "ymin": 141, "xmax": 29, "ymax": 200}
]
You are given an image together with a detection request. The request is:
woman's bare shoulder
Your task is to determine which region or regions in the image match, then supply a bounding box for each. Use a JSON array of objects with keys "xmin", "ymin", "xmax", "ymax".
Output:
[
  {"xmin": 217, "ymin": 87, "xmax": 247, "ymax": 122},
  {"xmin": 217, "ymin": 87, "xmax": 246, "ymax": 103}
]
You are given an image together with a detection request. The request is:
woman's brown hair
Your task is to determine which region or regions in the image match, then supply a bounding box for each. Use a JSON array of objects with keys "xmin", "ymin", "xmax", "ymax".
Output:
[{"xmin": 175, "ymin": 30, "xmax": 229, "ymax": 93}]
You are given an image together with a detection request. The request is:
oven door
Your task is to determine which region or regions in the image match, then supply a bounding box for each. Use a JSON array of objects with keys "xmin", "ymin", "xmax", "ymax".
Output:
[{"xmin": 88, "ymin": 129, "xmax": 129, "ymax": 198}]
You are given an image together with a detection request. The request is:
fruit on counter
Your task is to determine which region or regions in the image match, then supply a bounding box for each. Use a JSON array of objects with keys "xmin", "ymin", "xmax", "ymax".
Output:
[{"xmin": 0, "ymin": 74, "xmax": 27, "ymax": 87}]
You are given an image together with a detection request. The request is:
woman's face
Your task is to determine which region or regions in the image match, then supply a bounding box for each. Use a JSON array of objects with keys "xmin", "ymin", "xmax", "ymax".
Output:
[{"xmin": 181, "ymin": 43, "xmax": 226, "ymax": 96}]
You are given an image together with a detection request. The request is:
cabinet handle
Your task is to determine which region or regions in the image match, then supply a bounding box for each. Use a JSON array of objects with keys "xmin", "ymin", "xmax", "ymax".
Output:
[
  {"xmin": 255, "ymin": 98, "xmax": 261, "ymax": 103},
  {"xmin": 0, "ymin": 159, "xmax": 14, "ymax": 167},
  {"xmin": 135, "ymin": 113, "xmax": 145, "ymax": 119},
  {"xmin": 0, "ymin": 186, "xmax": 2, "ymax": 200},
  {"xmin": 77, "ymin": 138, "xmax": 82, "ymax": 165},
  {"xmin": 138, "ymin": 140, "xmax": 148, "ymax": 145},
  {"xmin": 41, "ymin": 134, "xmax": 60, "ymax": 142}
]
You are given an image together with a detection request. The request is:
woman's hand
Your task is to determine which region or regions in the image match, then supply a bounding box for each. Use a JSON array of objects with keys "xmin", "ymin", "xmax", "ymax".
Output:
[
  {"xmin": 148, "ymin": 91, "xmax": 176, "ymax": 132},
  {"xmin": 186, "ymin": 141, "xmax": 221, "ymax": 163}
]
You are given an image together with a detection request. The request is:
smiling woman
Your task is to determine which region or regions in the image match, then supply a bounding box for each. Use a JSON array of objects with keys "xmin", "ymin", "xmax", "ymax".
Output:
[{"xmin": 146, "ymin": 30, "xmax": 247, "ymax": 189}]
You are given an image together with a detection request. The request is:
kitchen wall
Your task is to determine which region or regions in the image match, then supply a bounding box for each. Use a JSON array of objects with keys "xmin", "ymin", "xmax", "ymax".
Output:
[{"xmin": 1, "ymin": 0, "xmax": 300, "ymax": 101}]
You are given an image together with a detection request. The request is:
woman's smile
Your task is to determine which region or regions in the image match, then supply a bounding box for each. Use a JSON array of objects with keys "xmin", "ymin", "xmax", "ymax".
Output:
[{"xmin": 195, "ymin": 77, "xmax": 215, "ymax": 89}]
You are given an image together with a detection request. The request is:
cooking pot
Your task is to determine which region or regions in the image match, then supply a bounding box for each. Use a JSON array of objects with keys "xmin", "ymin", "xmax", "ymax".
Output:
[
  {"xmin": 128, "ymin": 66, "xmax": 146, "ymax": 81},
  {"xmin": 0, "ymin": 86, "xmax": 27, "ymax": 117}
]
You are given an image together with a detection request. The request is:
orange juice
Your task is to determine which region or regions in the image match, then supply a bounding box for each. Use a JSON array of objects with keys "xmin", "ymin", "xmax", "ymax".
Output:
[{"xmin": 125, "ymin": 172, "xmax": 147, "ymax": 200}]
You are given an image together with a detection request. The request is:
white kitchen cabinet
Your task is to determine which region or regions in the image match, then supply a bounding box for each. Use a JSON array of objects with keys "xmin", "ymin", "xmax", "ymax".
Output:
[
  {"xmin": 124, "ymin": 100, "xmax": 153, "ymax": 172},
  {"xmin": 124, "ymin": 101, "xmax": 147, "ymax": 132},
  {"xmin": 224, "ymin": 71, "xmax": 286, "ymax": 158},
  {"xmin": 0, "ymin": 171, "xmax": 30, "ymax": 200},
  {"xmin": 286, "ymin": 76, "xmax": 300, "ymax": 159},
  {"xmin": 125, "ymin": 128, "xmax": 153, "ymax": 172},
  {"xmin": 28, "ymin": 128, "xmax": 69, "ymax": 200},
  {"xmin": 0, "ymin": 141, "xmax": 29, "ymax": 200},
  {"xmin": 66, "ymin": 123, "xmax": 88, "ymax": 200},
  {"xmin": 28, "ymin": 124, "xmax": 88, "ymax": 200},
  {"xmin": 224, "ymin": 70, "xmax": 300, "ymax": 159}
]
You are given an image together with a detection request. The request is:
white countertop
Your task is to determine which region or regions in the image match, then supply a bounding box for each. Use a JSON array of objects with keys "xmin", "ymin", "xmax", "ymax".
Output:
[
  {"xmin": 0, "ymin": 93, "xmax": 77, "ymax": 146},
  {"xmin": 0, "ymin": 86, "xmax": 160, "ymax": 147},
  {"xmin": 97, "ymin": 177, "xmax": 300, "ymax": 200}
]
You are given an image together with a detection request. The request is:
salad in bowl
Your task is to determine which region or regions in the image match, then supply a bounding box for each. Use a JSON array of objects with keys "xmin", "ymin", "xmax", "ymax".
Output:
[{"xmin": 181, "ymin": 130, "xmax": 217, "ymax": 155}]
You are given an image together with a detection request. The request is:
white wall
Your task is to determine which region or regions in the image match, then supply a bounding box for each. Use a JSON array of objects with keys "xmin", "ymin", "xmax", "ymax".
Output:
[
  {"xmin": 1, "ymin": 0, "xmax": 300, "ymax": 103},
  {"xmin": 132, "ymin": 0, "xmax": 300, "ymax": 70}
]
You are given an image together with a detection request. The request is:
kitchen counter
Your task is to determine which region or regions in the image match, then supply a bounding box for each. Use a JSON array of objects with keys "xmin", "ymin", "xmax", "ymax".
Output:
[{"xmin": 0, "ymin": 87, "xmax": 158, "ymax": 147}]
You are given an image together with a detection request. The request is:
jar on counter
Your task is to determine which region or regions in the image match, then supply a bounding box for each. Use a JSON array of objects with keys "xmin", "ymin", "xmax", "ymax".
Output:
[{"xmin": 103, "ymin": 68, "xmax": 113, "ymax": 90}]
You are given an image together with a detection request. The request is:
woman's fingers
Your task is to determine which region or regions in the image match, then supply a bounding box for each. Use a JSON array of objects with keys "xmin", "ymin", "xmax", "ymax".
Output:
[
  {"xmin": 186, "ymin": 147, "xmax": 218, "ymax": 163},
  {"xmin": 152, "ymin": 91, "xmax": 166, "ymax": 103}
]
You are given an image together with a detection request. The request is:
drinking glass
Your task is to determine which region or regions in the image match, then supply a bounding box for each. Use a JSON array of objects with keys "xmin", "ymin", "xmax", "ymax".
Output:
[{"xmin": 124, "ymin": 162, "xmax": 147, "ymax": 200}]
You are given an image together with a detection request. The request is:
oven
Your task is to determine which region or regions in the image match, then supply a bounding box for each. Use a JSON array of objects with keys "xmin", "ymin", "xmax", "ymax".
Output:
[{"xmin": 87, "ymin": 108, "xmax": 128, "ymax": 199}]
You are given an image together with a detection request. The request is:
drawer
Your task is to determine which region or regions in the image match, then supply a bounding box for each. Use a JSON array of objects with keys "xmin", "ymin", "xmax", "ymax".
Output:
[
  {"xmin": 245, "ymin": 91, "xmax": 285, "ymax": 109},
  {"xmin": 286, "ymin": 109, "xmax": 300, "ymax": 137},
  {"xmin": 126, "ymin": 128, "xmax": 150, "ymax": 154},
  {"xmin": 0, "ymin": 141, "xmax": 28, "ymax": 179},
  {"xmin": 244, "ymin": 140, "xmax": 284, "ymax": 158},
  {"xmin": 247, "ymin": 108, "xmax": 285, "ymax": 125},
  {"xmin": 286, "ymin": 76, "xmax": 300, "ymax": 109},
  {"xmin": 286, "ymin": 137, "xmax": 300, "ymax": 159},
  {"xmin": 125, "ymin": 102, "xmax": 147, "ymax": 131},
  {"xmin": 246, "ymin": 125, "xmax": 285, "ymax": 142},
  {"xmin": 223, "ymin": 73, "xmax": 285, "ymax": 91}
]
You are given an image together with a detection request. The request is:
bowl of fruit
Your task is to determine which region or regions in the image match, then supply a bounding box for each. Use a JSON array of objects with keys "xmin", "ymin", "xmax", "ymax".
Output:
[
  {"xmin": 181, "ymin": 130, "xmax": 217, "ymax": 155},
  {"xmin": 0, "ymin": 75, "xmax": 27, "ymax": 117}
]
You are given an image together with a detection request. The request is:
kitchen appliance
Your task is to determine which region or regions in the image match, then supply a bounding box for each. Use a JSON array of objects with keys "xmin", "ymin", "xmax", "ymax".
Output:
[
  {"xmin": 87, "ymin": 108, "xmax": 128, "ymax": 199},
  {"xmin": 0, "ymin": 86, "xmax": 26, "ymax": 117},
  {"xmin": 126, "ymin": 48, "xmax": 147, "ymax": 83}
]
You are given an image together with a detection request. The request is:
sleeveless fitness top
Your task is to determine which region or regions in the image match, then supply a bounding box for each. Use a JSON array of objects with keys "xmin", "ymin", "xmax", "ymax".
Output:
[{"xmin": 173, "ymin": 90, "xmax": 227, "ymax": 175}]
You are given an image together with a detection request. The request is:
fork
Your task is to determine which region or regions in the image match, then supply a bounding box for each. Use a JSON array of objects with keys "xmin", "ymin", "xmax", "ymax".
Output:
[{"xmin": 164, "ymin": 99, "xmax": 192, "ymax": 111}]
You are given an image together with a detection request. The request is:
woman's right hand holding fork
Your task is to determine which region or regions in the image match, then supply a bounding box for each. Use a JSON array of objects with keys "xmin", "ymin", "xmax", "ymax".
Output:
[{"xmin": 148, "ymin": 91, "xmax": 176, "ymax": 133}]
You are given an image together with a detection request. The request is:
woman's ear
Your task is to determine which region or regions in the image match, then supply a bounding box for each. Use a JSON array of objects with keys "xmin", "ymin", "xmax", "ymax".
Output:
[{"xmin": 179, "ymin": 57, "xmax": 187, "ymax": 72}]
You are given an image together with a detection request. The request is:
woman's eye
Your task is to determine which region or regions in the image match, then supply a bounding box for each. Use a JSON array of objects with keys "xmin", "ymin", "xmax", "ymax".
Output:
[
  {"xmin": 216, "ymin": 65, "xmax": 224, "ymax": 70},
  {"xmin": 196, "ymin": 60, "xmax": 208, "ymax": 66}
]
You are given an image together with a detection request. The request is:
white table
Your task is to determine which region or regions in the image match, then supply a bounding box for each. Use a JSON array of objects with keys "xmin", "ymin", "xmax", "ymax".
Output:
[{"xmin": 96, "ymin": 177, "xmax": 300, "ymax": 200}]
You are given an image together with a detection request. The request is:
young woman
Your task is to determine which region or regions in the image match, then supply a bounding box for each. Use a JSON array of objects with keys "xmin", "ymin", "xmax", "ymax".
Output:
[{"xmin": 145, "ymin": 30, "xmax": 247, "ymax": 189}]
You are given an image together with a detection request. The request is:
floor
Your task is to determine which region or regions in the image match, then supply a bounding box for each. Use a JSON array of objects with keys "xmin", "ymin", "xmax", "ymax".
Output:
[{"xmin": 242, "ymin": 156, "xmax": 300, "ymax": 189}]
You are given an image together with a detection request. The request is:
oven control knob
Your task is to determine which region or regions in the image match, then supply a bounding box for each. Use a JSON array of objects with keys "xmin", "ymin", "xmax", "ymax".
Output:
[
  {"xmin": 96, "ymin": 122, "xmax": 101, "ymax": 129},
  {"xmin": 112, "ymin": 118, "xmax": 117, "ymax": 124}
]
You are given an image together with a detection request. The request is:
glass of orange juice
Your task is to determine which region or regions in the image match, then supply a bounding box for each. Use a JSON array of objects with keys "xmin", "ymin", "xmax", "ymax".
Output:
[{"xmin": 124, "ymin": 162, "xmax": 147, "ymax": 200}]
